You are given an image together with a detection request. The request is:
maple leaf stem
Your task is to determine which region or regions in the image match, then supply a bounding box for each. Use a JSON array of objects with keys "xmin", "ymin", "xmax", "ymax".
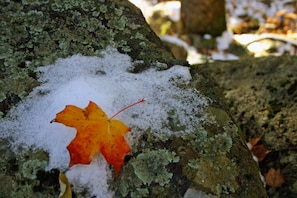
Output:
[{"xmin": 109, "ymin": 98, "xmax": 145, "ymax": 120}]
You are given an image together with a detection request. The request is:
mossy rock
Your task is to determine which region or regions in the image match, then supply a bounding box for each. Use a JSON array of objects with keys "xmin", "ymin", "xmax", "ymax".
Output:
[
  {"xmin": 0, "ymin": 138, "xmax": 59, "ymax": 197},
  {"xmin": 199, "ymin": 55, "xmax": 297, "ymax": 197},
  {"xmin": 113, "ymin": 66, "xmax": 266, "ymax": 197},
  {"xmin": 0, "ymin": 0, "xmax": 267, "ymax": 197},
  {"xmin": 0, "ymin": 0, "xmax": 186, "ymax": 117}
]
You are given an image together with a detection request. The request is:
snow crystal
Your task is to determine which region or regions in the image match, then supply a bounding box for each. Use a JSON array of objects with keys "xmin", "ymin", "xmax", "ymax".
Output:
[{"xmin": 0, "ymin": 47, "xmax": 209, "ymax": 197}]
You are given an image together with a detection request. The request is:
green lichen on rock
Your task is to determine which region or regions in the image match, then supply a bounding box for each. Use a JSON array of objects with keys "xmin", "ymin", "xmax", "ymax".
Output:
[
  {"xmin": 173, "ymin": 108, "xmax": 240, "ymax": 196},
  {"xmin": 185, "ymin": 107, "xmax": 263, "ymax": 197},
  {"xmin": 198, "ymin": 55, "xmax": 297, "ymax": 197},
  {"xmin": 185, "ymin": 108, "xmax": 263, "ymax": 197},
  {"xmin": 113, "ymin": 67, "xmax": 267, "ymax": 197},
  {"xmin": 132, "ymin": 149, "xmax": 179, "ymax": 186},
  {"xmin": 0, "ymin": 139, "xmax": 59, "ymax": 197},
  {"xmin": 115, "ymin": 148, "xmax": 180, "ymax": 197},
  {"xmin": 22, "ymin": 159, "xmax": 48, "ymax": 180},
  {"xmin": 0, "ymin": 0, "xmax": 182, "ymax": 117}
]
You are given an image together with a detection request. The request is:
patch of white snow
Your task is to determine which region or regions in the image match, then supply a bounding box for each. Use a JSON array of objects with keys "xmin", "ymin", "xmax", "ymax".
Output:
[{"xmin": 216, "ymin": 30, "xmax": 234, "ymax": 51}]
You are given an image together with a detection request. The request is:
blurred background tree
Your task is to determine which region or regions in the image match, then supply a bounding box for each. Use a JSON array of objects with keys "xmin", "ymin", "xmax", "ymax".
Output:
[{"xmin": 180, "ymin": 0, "xmax": 227, "ymax": 36}]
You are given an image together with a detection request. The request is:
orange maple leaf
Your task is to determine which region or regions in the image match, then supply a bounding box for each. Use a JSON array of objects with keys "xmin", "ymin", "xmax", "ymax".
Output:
[{"xmin": 51, "ymin": 99, "xmax": 144, "ymax": 177}]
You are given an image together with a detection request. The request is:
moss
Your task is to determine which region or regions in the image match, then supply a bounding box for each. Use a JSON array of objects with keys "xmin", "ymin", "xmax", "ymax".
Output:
[
  {"xmin": 132, "ymin": 149, "xmax": 179, "ymax": 186},
  {"xmin": 115, "ymin": 148, "xmax": 180, "ymax": 197},
  {"xmin": 115, "ymin": 114, "xmax": 244, "ymax": 197},
  {"xmin": 199, "ymin": 55, "xmax": 297, "ymax": 197},
  {"xmin": 22, "ymin": 159, "xmax": 48, "ymax": 180},
  {"xmin": 115, "ymin": 105, "xmax": 249, "ymax": 197},
  {"xmin": 0, "ymin": 139, "xmax": 59, "ymax": 197},
  {"xmin": 131, "ymin": 188, "xmax": 150, "ymax": 198},
  {"xmin": 192, "ymin": 155, "xmax": 238, "ymax": 195},
  {"xmin": 0, "ymin": 0, "xmax": 181, "ymax": 117},
  {"xmin": 173, "ymin": 107, "xmax": 241, "ymax": 196}
]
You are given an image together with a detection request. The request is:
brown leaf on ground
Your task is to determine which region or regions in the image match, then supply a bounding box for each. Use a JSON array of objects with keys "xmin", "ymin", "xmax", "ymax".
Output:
[
  {"xmin": 251, "ymin": 144, "xmax": 270, "ymax": 162},
  {"xmin": 264, "ymin": 168, "xmax": 285, "ymax": 188},
  {"xmin": 247, "ymin": 135, "xmax": 263, "ymax": 149},
  {"xmin": 59, "ymin": 171, "xmax": 72, "ymax": 198},
  {"xmin": 247, "ymin": 135, "xmax": 270, "ymax": 161}
]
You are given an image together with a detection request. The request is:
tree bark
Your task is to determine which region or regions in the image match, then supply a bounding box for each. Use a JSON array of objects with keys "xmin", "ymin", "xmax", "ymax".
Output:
[{"xmin": 181, "ymin": 0, "xmax": 227, "ymax": 36}]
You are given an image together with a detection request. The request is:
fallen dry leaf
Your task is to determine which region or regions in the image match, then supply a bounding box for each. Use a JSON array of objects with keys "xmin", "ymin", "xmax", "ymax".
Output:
[
  {"xmin": 59, "ymin": 171, "xmax": 72, "ymax": 198},
  {"xmin": 51, "ymin": 99, "xmax": 144, "ymax": 177},
  {"xmin": 251, "ymin": 144, "xmax": 270, "ymax": 162},
  {"xmin": 247, "ymin": 135, "xmax": 263, "ymax": 149},
  {"xmin": 264, "ymin": 168, "xmax": 284, "ymax": 188},
  {"xmin": 247, "ymin": 135, "xmax": 270, "ymax": 162}
]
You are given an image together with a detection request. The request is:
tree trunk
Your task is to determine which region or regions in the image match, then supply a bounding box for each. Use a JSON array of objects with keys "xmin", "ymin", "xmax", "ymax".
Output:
[{"xmin": 181, "ymin": 0, "xmax": 227, "ymax": 36}]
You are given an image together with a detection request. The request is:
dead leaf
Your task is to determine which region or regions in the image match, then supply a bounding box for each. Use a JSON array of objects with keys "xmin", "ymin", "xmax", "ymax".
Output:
[
  {"xmin": 251, "ymin": 144, "xmax": 270, "ymax": 162},
  {"xmin": 247, "ymin": 135, "xmax": 270, "ymax": 162},
  {"xmin": 264, "ymin": 168, "xmax": 284, "ymax": 188},
  {"xmin": 51, "ymin": 99, "xmax": 144, "ymax": 177},
  {"xmin": 59, "ymin": 171, "xmax": 72, "ymax": 198},
  {"xmin": 247, "ymin": 135, "xmax": 263, "ymax": 148}
]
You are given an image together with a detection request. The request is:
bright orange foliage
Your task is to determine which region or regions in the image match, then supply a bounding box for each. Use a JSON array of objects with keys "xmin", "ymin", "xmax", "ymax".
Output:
[{"xmin": 51, "ymin": 101, "xmax": 132, "ymax": 177}]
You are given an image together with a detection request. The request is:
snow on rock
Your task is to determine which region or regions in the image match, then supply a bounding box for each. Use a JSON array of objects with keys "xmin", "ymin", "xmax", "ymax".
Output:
[
  {"xmin": 213, "ymin": 30, "xmax": 239, "ymax": 61},
  {"xmin": 216, "ymin": 31, "xmax": 234, "ymax": 51},
  {"xmin": 0, "ymin": 47, "xmax": 209, "ymax": 197},
  {"xmin": 226, "ymin": 0, "xmax": 295, "ymax": 26},
  {"xmin": 184, "ymin": 188, "xmax": 217, "ymax": 198},
  {"xmin": 211, "ymin": 51, "xmax": 239, "ymax": 61},
  {"xmin": 160, "ymin": 35, "xmax": 205, "ymax": 64}
]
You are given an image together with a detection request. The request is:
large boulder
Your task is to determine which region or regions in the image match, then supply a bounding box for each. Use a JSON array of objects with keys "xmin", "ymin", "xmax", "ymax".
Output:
[
  {"xmin": 199, "ymin": 56, "xmax": 297, "ymax": 197},
  {"xmin": 0, "ymin": 1, "xmax": 266, "ymax": 197},
  {"xmin": 0, "ymin": 0, "xmax": 183, "ymax": 117}
]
